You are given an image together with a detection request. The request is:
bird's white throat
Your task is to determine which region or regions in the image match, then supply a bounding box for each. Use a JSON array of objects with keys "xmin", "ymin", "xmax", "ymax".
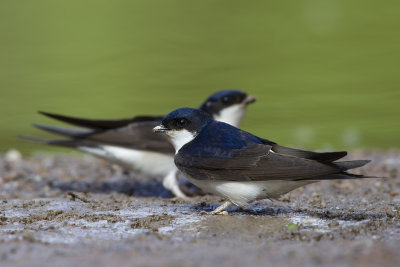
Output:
[
  {"xmin": 213, "ymin": 104, "xmax": 246, "ymax": 127},
  {"xmin": 165, "ymin": 129, "xmax": 196, "ymax": 153}
]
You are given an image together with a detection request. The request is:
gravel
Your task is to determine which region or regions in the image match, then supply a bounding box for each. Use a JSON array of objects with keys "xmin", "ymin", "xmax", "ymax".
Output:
[{"xmin": 0, "ymin": 150, "xmax": 399, "ymax": 267}]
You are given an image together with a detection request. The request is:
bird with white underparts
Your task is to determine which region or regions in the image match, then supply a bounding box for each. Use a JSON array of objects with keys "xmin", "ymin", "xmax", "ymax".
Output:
[
  {"xmin": 21, "ymin": 90, "xmax": 256, "ymax": 199},
  {"xmin": 153, "ymin": 108, "xmax": 373, "ymax": 214}
]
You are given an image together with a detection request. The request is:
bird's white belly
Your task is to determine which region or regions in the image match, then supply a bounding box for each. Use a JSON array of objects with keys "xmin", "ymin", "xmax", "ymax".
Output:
[
  {"xmin": 186, "ymin": 178, "xmax": 313, "ymax": 207},
  {"xmin": 78, "ymin": 145, "xmax": 175, "ymax": 177}
]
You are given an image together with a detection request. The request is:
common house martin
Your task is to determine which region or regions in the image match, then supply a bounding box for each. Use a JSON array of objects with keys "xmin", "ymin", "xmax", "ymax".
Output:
[
  {"xmin": 21, "ymin": 90, "xmax": 256, "ymax": 199},
  {"xmin": 153, "ymin": 108, "xmax": 372, "ymax": 214}
]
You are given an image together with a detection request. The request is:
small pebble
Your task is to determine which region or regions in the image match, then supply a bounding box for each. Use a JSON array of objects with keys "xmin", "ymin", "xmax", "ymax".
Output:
[{"xmin": 5, "ymin": 149, "xmax": 22, "ymax": 163}]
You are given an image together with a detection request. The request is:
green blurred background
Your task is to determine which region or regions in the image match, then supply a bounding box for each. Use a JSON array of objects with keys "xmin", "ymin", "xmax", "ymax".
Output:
[{"xmin": 1, "ymin": 0, "xmax": 399, "ymax": 154}]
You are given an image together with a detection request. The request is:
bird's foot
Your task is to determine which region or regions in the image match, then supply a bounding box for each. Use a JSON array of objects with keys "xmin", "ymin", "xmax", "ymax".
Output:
[
  {"xmin": 171, "ymin": 189, "xmax": 192, "ymax": 201},
  {"xmin": 163, "ymin": 170, "xmax": 192, "ymax": 201},
  {"xmin": 210, "ymin": 201, "xmax": 232, "ymax": 215},
  {"xmin": 211, "ymin": 210, "xmax": 229, "ymax": 215}
]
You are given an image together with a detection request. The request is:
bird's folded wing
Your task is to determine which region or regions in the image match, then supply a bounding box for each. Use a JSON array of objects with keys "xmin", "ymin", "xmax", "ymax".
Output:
[
  {"xmin": 85, "ymin": 121, "xmax": 174, "ymax": 153},
  {"xmin": 175, "ymin": 144, "xmax": 341, "ymax": 181},
  {"xmin": 34, "ymin": 121, "xmax": 174, "ymax": 154}
]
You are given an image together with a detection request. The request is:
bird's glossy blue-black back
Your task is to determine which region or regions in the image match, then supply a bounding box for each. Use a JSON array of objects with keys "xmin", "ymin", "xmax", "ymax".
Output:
[{"xmin": 179, "ymin": 121, "xmax": 266, "ymax": 158}]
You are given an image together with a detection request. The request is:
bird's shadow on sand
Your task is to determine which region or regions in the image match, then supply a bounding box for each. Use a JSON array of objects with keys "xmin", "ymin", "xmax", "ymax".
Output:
[
  {"xmin": 191, "ymin": 202, "xmax": 388, "ymax": 222},
  {"xmin": 47, "ymin": 171, "xmax": 203, "ymax": 199},
  {"xmin": 49, "ymin": 178, "xmax": 174, "ymax": 198},
  {"xmin": 191, "ymin": 202, "xmax": 295, "ymax": 216}
]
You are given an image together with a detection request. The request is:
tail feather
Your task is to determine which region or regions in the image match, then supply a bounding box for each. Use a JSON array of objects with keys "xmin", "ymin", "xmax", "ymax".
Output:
[
  {"xmin": 33, "ymin": 124, "xmax": 94, "ymax": 138},
  {"xmin": 19, "ymin": 135, "xmax": 82, "ymax": 148},
  {"xmin": 295, "ymin": 160, "xmax": 374, "ymax": 181},
  {"xmin": 298, "ymin": 172, "xmax": 377, "ymax": 181},
  {"xmin": 20, "ymin": 135, "xmax": 116, "ymax": 162}
]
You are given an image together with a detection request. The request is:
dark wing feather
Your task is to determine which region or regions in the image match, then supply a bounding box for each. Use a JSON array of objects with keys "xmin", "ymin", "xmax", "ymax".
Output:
[
  {"xmin": 271, "ymin": 144, "xmax": 347, "ymax": 162},
  {"xmin": 260, "ymin": 139, "xmax": 347, "ymax": 163},
  {"xmin": 39, "ymin": 111, "xmax": 163, "ymax": 130},
  {"xmin": 175, "ymin": 144, "xmax": 368, "ymax": 181}
]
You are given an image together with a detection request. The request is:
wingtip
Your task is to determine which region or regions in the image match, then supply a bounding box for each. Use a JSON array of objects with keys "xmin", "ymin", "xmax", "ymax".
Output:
[
  {"xmin": 32, "ymin": 123, "xmax": 47, "ymax": 130},
  {"xmin": 357, "ymin": 159, "xmax": 372, "ymax": 166},
  {"xmin": 334, "ymin": 159, "xmax": 372, "ymax": 171},
  {"xmin": 364, "ymin": 160, "xmax": 372, "ymax": 167},
  {"xmin": 32, "ymin": 123, "xmax": 57, "ymax": 132},
  {"xmin": 17, "ymin": 134, "xmax": 29, "ymax": 140},
  {"xmin": 38, "ymin": 110, "xmax": 59, "ymax": 119},
  {"xmin": 17, "ymin": 134, "xmax": 46, "ymax": 144},
  {"xmin": 328, "ymin": 151, "xmax": 347, "ymax": 160}
]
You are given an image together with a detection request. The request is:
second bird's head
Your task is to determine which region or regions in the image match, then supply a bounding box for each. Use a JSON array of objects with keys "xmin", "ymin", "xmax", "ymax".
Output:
[{"xmin": 200, "ymin": 89, "xmax": 256, "ymax": 127}]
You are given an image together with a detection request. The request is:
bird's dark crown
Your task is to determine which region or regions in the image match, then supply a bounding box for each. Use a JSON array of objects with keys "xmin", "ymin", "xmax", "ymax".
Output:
[
  {"xmin": 199, "ymin": 89, "xmax": 248, "ymax": 115},
  {"xmin": 161, "ymin": 108, "xmax": 212, "ymax": 133}
]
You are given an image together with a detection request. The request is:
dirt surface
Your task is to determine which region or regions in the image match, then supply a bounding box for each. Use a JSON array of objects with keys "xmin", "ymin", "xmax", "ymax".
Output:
[{"xmin": 0, "ymin": 150, "xmax": 400, "ymax": 267}]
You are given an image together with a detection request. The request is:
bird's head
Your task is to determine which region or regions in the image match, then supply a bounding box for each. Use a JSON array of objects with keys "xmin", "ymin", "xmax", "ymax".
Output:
[
  {"xmin": 153, "ymin": 108, "xmax": 212, "ymax": 153},
  {"xmin": 199, "ymin": 89, "xmax": 256, "ymax": 127}
]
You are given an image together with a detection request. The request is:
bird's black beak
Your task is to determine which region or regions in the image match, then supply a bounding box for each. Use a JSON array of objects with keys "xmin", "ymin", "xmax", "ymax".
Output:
[
  {"xmin": 153, "ymin": 125, "xmax": 169, "ymax": 133},
  {"xmin": 244, "ymin": 95, "xmax": 257, "ymax": 105}
]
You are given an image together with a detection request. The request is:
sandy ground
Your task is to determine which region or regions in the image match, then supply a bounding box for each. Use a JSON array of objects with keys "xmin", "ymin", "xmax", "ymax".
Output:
[{"xmin": 0, "ymin": 150, "xmax": 400, "ymax": 267}]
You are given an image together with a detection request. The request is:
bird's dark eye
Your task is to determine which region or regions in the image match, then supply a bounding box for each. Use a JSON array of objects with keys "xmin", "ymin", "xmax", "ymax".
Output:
[
  {"xmin": 222, "ymin": 96, "xmax": 230, "ymax": 104},
  {"xmin": 174, "ymin": 118, "xmax": 188, "ymax": 128}
]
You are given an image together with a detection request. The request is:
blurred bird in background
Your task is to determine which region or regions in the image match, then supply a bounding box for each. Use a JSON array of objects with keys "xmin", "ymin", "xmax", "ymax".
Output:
[{"xmin": 21, "ymin": 90, "xmax": 256, "ymax": 199}]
